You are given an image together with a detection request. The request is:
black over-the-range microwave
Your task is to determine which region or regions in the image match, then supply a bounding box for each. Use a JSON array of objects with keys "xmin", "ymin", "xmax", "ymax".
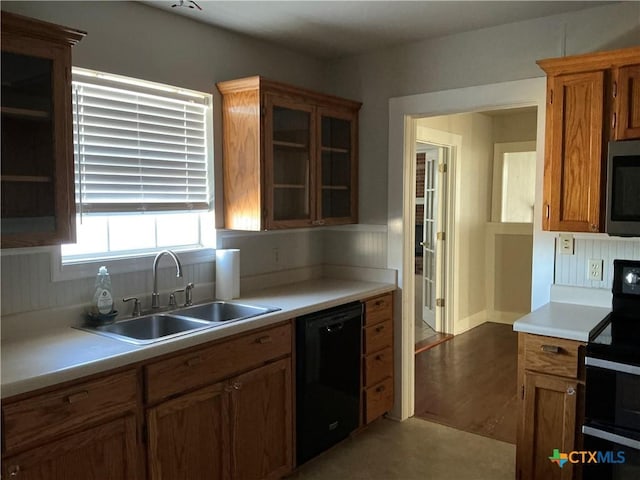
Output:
[{"xmin": 606, "ymin": 139, "xmax": 640, "ymax": 237}]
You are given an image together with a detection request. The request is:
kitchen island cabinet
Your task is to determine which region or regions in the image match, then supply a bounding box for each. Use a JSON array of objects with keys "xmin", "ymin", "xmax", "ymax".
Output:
[
  {"xmin": 1, "ymin": 12, "xmax": 84, "ymax": 248},
  {"xmin": 217, "ymin": 76, "xmax": 361, "ymax": 230},
  {"xmin": 538, "ymin": 46, "xmax": 640, "ymax": 233}
]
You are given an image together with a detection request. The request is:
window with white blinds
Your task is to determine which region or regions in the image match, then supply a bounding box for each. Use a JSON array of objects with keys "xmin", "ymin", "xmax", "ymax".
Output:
[{"xmin": 72, "ymin": 69, "xmax": 211, "ymax": 213}]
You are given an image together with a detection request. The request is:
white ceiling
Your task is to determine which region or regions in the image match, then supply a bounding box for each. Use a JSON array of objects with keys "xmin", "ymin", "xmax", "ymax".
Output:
[{"xmin": 141, "ymin": 1, "xmax": 613, "ymax": 59}]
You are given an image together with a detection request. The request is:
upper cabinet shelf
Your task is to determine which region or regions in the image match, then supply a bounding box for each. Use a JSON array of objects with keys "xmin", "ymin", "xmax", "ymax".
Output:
[
  {"xmin": 217, "ymin": 76, "xmax": 361, "ymax": 231},
  {"xmin": 538, "ymin": 46, "xmax": 640, "ymax": 233},
  {"xmin": 1, "ymin": 11, "xmax": 85, "ymax": 248}
]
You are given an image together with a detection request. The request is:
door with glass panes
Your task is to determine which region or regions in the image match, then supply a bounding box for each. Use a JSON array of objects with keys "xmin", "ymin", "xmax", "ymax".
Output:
[{"xmin": 265, "ymin": 95, "xmax": 316, "ymax": 229}]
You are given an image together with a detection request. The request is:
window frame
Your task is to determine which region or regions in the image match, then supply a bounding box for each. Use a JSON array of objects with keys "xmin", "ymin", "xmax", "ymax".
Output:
[{"xmin": 55, "ymin": 68, "xmax": 215, "ymax": 279}]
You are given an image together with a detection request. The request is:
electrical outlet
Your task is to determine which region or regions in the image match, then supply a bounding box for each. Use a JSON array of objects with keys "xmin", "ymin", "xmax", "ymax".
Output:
[
  {"xmin": 559, "ymin": 234, "xmax": 575, "ymax": 255},
  {"xmin": 588, "ymin": 259, "xmax": 603, "ymax": 281}
]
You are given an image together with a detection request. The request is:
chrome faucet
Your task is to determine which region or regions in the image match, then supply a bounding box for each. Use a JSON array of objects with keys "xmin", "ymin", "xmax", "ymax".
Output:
[{"xmin": 151, "ymin": 250, "xmax": 183, "ymax": 309}]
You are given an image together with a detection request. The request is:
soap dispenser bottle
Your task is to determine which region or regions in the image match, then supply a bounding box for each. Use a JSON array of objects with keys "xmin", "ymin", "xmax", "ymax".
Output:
[{"xmin": 93, "ymin": 266, "xmax": 114, "ymax": 315}]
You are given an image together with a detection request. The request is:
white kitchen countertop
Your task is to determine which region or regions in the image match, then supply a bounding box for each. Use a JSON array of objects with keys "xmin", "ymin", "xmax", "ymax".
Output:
[
  {"xmin": 513, "ymin": 302, "xmax": 611, "ymax": 342},
  {"xmin": 1, "ymin": 278, "xmax": 395, "ymax": 399}
]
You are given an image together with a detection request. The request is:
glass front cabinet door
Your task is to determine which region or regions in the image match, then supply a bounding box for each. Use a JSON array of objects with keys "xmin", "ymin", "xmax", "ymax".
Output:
[
  {"xmin": 1, "ymin": 12, "xmax": 84, "ymax": 248},
  {"xmin": 217, "ymin": 76, "xmax": 361, "ymax": 231}
]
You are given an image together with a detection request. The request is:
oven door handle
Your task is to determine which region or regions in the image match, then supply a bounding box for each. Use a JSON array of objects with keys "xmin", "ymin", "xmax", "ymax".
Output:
[
  {"xmin": 585, "ymin": 356, "xmax": 640, "ymax": 376},
  {"xmin": 582, "ymin": 425, "xmax": 640, "ymax": 450}
]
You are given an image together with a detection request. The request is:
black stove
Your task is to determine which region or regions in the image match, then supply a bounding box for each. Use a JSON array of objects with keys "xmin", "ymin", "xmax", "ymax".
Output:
[
  {"xmin": 583, "ymin": 259, "xmax": 640, "ymax": 480},
  {"xmin": 587, "ymin": 260, "xmax": 640, "ymax": 366}
]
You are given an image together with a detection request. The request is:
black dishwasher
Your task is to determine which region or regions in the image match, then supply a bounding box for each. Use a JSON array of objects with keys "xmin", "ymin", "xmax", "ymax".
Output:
[{"xmin": 296, "ymin": 301, "xmax": 362, "ymax": 465}]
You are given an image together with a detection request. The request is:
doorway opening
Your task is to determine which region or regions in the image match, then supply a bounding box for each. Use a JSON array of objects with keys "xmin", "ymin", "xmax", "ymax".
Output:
[
  {"xmin": 387, "ymin": 76, "xmax": 549, "ymax": 422},
  {"xmin": 410, "ymin": 107, "xmax": 537, "ymax": 444}
]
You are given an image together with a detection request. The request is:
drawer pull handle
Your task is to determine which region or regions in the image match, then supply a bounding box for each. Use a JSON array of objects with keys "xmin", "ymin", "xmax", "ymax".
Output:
[
  {"xmin": 66, "ymin": 391, "xmax": 89, "ymax": 404},
  {"xmin": 376, "ymin": 385, "xmax": 386, "ymax": 393},
  {"xmin": 567, "ymin": 387, "xmax": 576, "ymax": 396},
  {"xmin": 186, "ymin": 356, "xmax": 202, "ymax": 367},
  {"xmin": 541, "ymin": 345, "xmax": 560, "ymax": 354},
  {"xmin": 376, "ymin": 325, "xmax": 385, "ymax": 333},
  {"xmin": 374, "ymin": 300, "xmax": 384, "ymax": 307},
  {"xmin": 255, "ymin": 335, "xmax": 272, "ymax": 344}
]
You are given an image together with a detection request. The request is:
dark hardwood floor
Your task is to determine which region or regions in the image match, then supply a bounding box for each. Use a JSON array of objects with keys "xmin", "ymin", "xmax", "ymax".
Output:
[{"xmin": 414, "ymin": 322, "xmax": 518, "ymax": 444}]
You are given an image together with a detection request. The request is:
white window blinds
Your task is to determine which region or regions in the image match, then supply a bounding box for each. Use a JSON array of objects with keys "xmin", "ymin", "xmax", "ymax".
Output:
[{"xmin": 72, "ymin": 71, "xmax": 210, "ymax": 213}]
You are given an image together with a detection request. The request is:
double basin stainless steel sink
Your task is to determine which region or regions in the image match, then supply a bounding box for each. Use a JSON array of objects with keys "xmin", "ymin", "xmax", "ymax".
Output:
[{"xmin": 80, "ymin": 301, "xmax": 280, "ymax": 345}]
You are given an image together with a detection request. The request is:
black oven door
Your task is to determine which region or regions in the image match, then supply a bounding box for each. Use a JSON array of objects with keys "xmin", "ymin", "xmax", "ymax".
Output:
[
  {"xmin": 582, "ymin": 424, "xmax": 640, "ymax": 480},
  {"xmin": 585, "ymin": 357, "xmax": 640, "ymax": 430}
]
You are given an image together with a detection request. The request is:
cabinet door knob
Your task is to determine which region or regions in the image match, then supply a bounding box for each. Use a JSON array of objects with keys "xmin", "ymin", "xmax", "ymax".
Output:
[
  {"xmin": 566, "ymin": 387, "xmax": 576, "ymax": 396},
  {"xmin": 8, "ymin": 465, "xmax": 20, "ymax": 477},
  {"xmin": 376, "ymin": 385, "xmax": 386, "ymax": 393},
  {"xmin": 233, "ymin": 381, "xmax": 242, "ymax": 390},
  {"xmin": 376, "ymin": 325, "xmax": 385, "ymax": 333},
  {"xmin": 255, "ymin": 335, "xmax": 272, "ymax": 344}
]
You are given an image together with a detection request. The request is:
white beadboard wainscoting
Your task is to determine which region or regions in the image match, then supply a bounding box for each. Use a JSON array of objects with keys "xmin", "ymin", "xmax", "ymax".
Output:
[
  {"xmin": 554, "ymin": 236, "xmax": 640, "ymax": 289},
  {"xmin": 0, "ymin": 225, "xmax": 389, "ymax": 317}
]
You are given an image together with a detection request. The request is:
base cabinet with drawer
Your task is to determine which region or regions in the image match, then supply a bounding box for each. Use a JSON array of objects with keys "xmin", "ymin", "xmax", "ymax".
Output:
[
  {"xmin": 1, "ymin": 369, "xmax": 140, "ymax": 480},
  {"xmin": 362, "ymin": 293, "xmax": 394, "ymax": 424},
  {"xmin": 516, "ymin": 333, "xmax": 584, "ymax": 480},
  {"xmin": 145, "ymin": 323, "xmax": 293, "ymax": 480}
]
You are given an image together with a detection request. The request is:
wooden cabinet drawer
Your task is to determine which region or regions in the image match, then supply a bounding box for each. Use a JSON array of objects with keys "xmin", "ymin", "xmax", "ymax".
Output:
[
  {"xmin": 145, "ymin": 323, "xmax": 292, "ymax": 403},
  {"xmin": 364, "ymin": 319, "xmax": 392, "ymax": 354},
  {"xmin": 364, "ymin": 293, "xmax": 393, "ymax": 326},
  {"xmin": 2, "ymin": 369, "xmax": 137, "ymax": 452},
  {"xmin": 364, "ymin": 377, "xmax": 393, "ymax": 424},
  {"xmin": 523, "ymin": 334, "xmax": 583, "ymax": 379},
  {"xmin": 364, "ymin": 347, "xmax": 393, "ymax": 387}
]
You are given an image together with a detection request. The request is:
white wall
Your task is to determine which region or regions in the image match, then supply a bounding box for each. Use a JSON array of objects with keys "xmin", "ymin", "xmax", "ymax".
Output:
[
  {"xmin": 327, "ymin": 1, "xmax": 640, "ymax": 225},
  {"xmin": 0, "ymin": 1, "xmax": 335, "ymax": 317}
]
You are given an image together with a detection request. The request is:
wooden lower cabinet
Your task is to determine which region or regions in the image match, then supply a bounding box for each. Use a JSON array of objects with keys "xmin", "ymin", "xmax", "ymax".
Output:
[
  {"xmin": 516, "ymin": 333, "xmax": 584, "ymax": 480},
  {"xmin": 361, "ymin": 293, "xmax": 394, "ymax": 425},
  {"xmin": 147, "ymin": 383, "xmax": 230, "ymax": 480},
  {"xmin": 231, "ymin": 359, "xmax": 293, "ymax": 480},
  {"xmin": 519, "ymin": 372, "xmax": 578, "ymax": 480},
  {"xmin": 2, "ymin": 415, "xmax": 138, "ymax": 480},
  {"xmin": 146, "ymin": 354, "xmax": 292, "ymax": 480}
]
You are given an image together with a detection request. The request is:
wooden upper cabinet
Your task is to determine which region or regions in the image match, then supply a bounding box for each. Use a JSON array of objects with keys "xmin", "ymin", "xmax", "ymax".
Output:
[
  {"xmin": 217, "ymin": 76, "xmax": 361, "ymax": 230},
  {"xmin": 544, "ymin": 70, "xmax": 605, "ymax": 232},
  {"xmin": 538, "ymin": 46, "xmax": 640, "ymax": 233},
  {"xmin": 1, "ymin": 12, "xmax": 85, "ymax": 248},
  {"xmin": 615, "ymin": 64, "xmax": 640, "ymax": 139}
]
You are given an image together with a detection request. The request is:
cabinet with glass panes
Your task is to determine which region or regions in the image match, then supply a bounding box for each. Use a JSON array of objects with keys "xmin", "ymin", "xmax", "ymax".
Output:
[
  {"xmin": 217, "ymin": 76, "xmax": 361, "ymax": 230},
  {"xmin": 1, "ymin": 12, "xmax": 84, "ymax": 248}
]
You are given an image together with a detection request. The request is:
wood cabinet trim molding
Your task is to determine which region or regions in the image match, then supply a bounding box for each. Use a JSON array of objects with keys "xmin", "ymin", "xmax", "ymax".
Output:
[
  {"xmin": 217, "ymin": 75, "xmax": 362, "ymax": 111},
  {"xmin": 1, "ymin": 11, "xmax": 86, "ymax": 45},
  {"xmin": 537, "ymin": 46, "xmax": 640, "ymax": 75}
]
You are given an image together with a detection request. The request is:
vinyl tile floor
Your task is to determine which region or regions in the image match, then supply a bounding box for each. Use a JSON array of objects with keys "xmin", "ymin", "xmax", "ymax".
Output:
[{"xmin": 291, "ymin": 417, "xmax": 515, "ymax": 480}]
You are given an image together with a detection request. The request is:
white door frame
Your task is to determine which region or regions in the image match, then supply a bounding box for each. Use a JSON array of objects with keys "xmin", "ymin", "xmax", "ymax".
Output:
[{"xmin": 387, "ymin": 77, "xmax": 551, "ymax": 422}]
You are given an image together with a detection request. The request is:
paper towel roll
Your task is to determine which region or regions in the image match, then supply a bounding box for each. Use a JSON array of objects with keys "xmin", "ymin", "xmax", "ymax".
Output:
[{"xmin": 216, "ymin": 249, "xmax": 240, "ymax": 300}]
